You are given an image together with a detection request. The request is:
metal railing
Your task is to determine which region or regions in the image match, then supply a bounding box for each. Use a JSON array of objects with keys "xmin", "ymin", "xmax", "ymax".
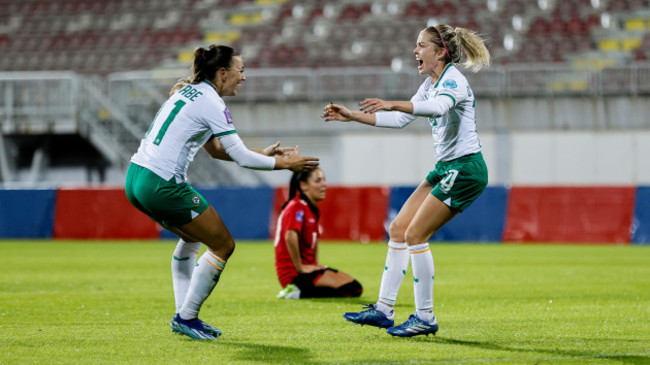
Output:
[{"xmin": 108, "ymin": 63, "xmax": 650, "ymax": 106}]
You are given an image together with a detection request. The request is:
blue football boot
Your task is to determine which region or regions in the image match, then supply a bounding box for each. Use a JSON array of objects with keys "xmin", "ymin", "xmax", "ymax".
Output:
[
  {"xmin": 170, "ymin": 313, "xmax": 221, "ymax": 340},
  {"xmin": 343, "ymin": 304, "xmax": 395, "ymax": 328},
  {"xmin": 386, "ymin": 313, "xmax": 438, "ymax": 337}
]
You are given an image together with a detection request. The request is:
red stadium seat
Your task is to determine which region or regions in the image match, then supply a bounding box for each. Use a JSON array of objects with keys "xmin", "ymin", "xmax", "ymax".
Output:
[{"xmin": 2, "ymin": 0, "xmax": 646, "ymax": 72}]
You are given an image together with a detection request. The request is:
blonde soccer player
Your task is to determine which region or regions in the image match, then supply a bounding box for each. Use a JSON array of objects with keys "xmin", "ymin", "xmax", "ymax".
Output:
[{"xmin": 322, "ymin": 24, "xmax": 490, "ymax": 337}]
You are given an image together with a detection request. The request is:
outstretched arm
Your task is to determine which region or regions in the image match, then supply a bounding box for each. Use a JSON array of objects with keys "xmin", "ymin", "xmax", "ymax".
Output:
[
  {"xmin": 358, "ymin": 98, "xmax": 414, "ymax": 115},
  {"xmin": 322, "ymin": 100, "xmax": 417, "ymax": 129},
  {"xmin": 205, "ymin": 134, "xmax": 318, "ymax": 171},
  {"xmin": 203, "ymin": 137, "xmax": 232, "ymax": 161},
  {"xmin": 203, "ymin": 139, "xmax": 294, "ymax": 161},
  {"xmin": 321, "ymin": 103, "xmax": 377, "ymax": 126}
]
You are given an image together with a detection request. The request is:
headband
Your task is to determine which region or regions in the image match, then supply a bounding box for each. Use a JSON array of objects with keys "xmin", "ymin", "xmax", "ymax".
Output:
[{"xmin": 432, "ymin": 26, "xmax": 450, "ymax": 60}]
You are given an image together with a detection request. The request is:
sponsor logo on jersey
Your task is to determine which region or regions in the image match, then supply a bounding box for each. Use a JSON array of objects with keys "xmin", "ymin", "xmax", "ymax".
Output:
[
  {"xmin": 295, "ymin": 210, "xmax": 305, "ymax": 222},
  {"xmin": 191, "ymin": 194, "xmax": 201, "ymax": 206},
  {"xmin": 224, "ymin": 108, "xmax": 233, "ymax": 125},
  {"xmin": 443, "ymin": 79, "xmax": 457, "ymax": 89}
]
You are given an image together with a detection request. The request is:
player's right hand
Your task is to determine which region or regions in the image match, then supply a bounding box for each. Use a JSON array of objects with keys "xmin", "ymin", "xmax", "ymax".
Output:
[{"xmin": 282, "ymin": 146, "xmax": 319, "ymax": 172}]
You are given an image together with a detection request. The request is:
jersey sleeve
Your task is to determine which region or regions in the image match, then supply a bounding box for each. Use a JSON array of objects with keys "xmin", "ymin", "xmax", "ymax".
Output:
[
  {"xmin": 202, "ymin": 97, "xmax": 237, "ymax": 139},
  {"xmin": 411, "ymin": 74, "xmax": 469, "ymax": 117},
  {"xmin": 436, "ymin": 74, "xmax": 469, "ymax": 107},
  {"xmin": 374, "ymin": 81, "xmax": 427, "ymax": 128},
  {"xmin": 281, "ymin": 203, "xmax": 305, "ymax": 234}
]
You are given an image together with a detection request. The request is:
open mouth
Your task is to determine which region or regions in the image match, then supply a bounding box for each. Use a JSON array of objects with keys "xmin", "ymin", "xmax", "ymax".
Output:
[{"xmin": 416, "ymin": 58, "xmax": 423, "ymax": 68}]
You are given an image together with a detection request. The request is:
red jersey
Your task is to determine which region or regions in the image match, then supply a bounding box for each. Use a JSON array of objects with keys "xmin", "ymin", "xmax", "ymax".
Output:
[{"xmin": 274, "ymin": 196, "xmax": 320, "ymax": 287}]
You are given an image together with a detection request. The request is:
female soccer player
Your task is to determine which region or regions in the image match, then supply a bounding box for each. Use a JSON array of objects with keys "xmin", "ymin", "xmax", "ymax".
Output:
[
  {"xmin": 125, "ymin": 45, "xmax": 319, "ymax": 340},
  {"xmin": 321, "ymin": 24, "xmax": 490, "ymax": 337},
  {"xmin": 274, "ymin": 168, "xmax": 362, "ymax": 299}
]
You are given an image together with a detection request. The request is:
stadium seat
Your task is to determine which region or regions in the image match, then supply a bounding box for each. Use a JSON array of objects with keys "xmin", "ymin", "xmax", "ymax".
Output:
[{"xmin": 1, "ymin": 0, "xmax": 648, "ymax": 72}]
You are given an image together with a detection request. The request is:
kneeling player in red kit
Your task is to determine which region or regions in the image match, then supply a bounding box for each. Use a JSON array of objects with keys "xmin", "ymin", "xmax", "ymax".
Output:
[{"xmin": 274, "ymin": 168, "xmax": 362, "ymax": 299}]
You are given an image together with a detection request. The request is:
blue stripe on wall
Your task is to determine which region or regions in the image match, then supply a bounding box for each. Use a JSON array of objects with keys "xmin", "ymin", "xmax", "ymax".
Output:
[
  {"xmin": 632, "ymin": 186, "xmax": 650, "ymax": 244},
  {"xmin": 388, "ymin": 186, "xmax": 508, "ymax": 242},
  {"xmin": 0, "ymin": 189, "xmax": 56, "ymax": 238},
  {"xmin": 160, "ymin": 186, "xmax": 274, "ymax": 240}
]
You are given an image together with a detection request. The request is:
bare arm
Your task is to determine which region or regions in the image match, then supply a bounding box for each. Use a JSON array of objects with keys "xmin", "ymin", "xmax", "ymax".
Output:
[
  {"xmin": 359, "ymin": 98, "xmax": 414, "ymax": 115},
  {"xmin": 321, "ymin": 103, "xmax": 377, "ymax": 126},
  {"xmin": 285, "ymin": 230, "xmax": 325, "ymax": 274},
  {"xmin": 321, "ymin": 99, "xmax": 415, "ymax": 126}
]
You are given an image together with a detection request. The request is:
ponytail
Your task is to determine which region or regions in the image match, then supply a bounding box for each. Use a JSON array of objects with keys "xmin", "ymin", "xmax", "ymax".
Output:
[
  {"xmin": 190, "ymin": 45, "xmax": 238, "ymax": 84},
  {"xmin": 425, "ymin": 25, "xmax": 490, "ymax": 72}
]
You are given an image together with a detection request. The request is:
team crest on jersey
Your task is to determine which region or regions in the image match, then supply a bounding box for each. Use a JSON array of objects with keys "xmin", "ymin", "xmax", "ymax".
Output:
[
  {"xmin": 443, "ymin": 79, "xmax": 457, "ymax": 89},
  {"xmin": 224, "ymin": 108, "xmax": 233, "ymax": 125},
  {"xmin": 295, "ymin": 210, "xmax": 305, "ymax": 222},
  {"xmin": 191, "ymin": 194, "xmax": 201, "ymax": 206}
]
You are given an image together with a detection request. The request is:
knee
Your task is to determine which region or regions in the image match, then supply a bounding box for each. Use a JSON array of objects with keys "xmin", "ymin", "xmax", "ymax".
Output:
[
  {"xmin": 222, "ymin": 236, "xmax": 235, "ymax": 257},
  {"xmin": 388, "ymin": 219, "xmax": 407, "ymax": 242},
  {"xmin": 338, "ymin": 280, "xmax": 363, "ymax": 298},
  {"xmin": 404, "ymin": 225, "xmax": 427, "ymax": 245},
  {"xmin": 206, "ymin": 231, "xmax": 235, "ymax": 259}
]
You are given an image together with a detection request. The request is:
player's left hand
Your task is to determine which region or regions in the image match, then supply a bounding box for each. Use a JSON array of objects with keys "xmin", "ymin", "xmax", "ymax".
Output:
[
  {"xmin": 359, "ymin": 98, "xmax": 392, "ymax": 114},
  {"xmin": 322, "ymin": 103, "xmax": 353, "ymax": 122},
  {"xmin": 263, "ymin": 141, "xmax": 294, "ymax": 157}
]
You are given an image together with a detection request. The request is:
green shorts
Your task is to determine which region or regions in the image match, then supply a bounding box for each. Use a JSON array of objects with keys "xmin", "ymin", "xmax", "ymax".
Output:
[
  {"xmin": 124, "ymin": 163, "xmax": 209, "ymax": 229},
  {"xmin": 426, "ymin": 152, "xmax": 488, "ymax": 212}
]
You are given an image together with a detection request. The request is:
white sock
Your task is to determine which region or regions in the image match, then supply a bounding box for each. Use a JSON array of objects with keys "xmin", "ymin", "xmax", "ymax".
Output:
[
  {"xmin": 410, "ymin": 242, "xmax": 435, "ymax": 324},
  {"xmin": 179, "ymin": 250, "xmax": 226, "ymax": 320},
  {"xmin": 171, "ymin": 239, "xmax": 202, "ymax": 313},
  {"xmin": 376, "ymin": 241, "xmax": 409, "ymax": 316}
]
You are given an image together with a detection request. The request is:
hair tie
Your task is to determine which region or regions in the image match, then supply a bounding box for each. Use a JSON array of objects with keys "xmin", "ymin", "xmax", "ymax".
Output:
[{"xmin": 433, "ymin": 26, "xmax": 450, "ymax": 60}]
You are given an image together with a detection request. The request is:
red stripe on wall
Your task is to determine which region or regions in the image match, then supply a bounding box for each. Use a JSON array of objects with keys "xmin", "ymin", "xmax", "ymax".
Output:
[
  {"xmin": 502, "ymin": 186, "xmax": 635, "ymax": 243},
  {"xmin": 53, "ymin": 188, "xmax": 160, "ymax": 239},
  {"xmin": 270, "ymin": 186, "xmax": 390, "ymax": 241}
]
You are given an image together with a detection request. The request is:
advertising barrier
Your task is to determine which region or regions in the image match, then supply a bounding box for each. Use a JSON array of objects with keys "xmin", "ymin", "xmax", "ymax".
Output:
[
  {"xmin": 388, "ymin": 186, "xmax": 508, "ymax": 242},
  {"xmin": 270, "ymin": 186, "xmax": 390, "ymax": 241},
  {"xmin": 0, "ymin": 189, "xmax": 56, "ymax": 238},
  {"xmin": 502, "ymin": 186, "xmax": 636, "ymax": 243},
  {"xmin": 53, "ymin": 187, "xmax": 160, "ymax": 239},
  {"xmin": 0, "ymin": 185, "xmax": 647, "ymax": 244}
]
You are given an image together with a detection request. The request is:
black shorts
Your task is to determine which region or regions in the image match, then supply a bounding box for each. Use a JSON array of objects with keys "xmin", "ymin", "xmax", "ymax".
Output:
[{"xmin": 292, "ymin": 267, "xmax": 338, "ymax": 289}]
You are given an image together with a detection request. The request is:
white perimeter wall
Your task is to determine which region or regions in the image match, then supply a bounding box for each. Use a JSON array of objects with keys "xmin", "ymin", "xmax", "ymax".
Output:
[
  {"xmin": 224, "ymin": 96, "xmax": 650, "ymax": 186},
  {"xmin": 332, "ymin": 130, "xmax": 650, "ymax": 186}
]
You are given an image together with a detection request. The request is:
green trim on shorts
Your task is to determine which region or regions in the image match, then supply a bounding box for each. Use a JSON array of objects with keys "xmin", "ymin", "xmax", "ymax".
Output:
[
  {"xmin": 125, "ymin": 163, "xmax": 210, "ymax": 228},
  {"xmin": 214, "ymin": 130, "xmax": 237, "ymax": 138},
  {"xmin": 425, "ymin": 152, "xmax": 487, "ymax": 212}
]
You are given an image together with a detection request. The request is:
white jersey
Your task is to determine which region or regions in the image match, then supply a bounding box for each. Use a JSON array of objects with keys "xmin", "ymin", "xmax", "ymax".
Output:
[
  {"xmin": 377, "ymin": 64, "xmax": 481, "ymax": 161},
  {"xmin": 131, "ymin": 81, "xmax": 236, "ymax": 182}
]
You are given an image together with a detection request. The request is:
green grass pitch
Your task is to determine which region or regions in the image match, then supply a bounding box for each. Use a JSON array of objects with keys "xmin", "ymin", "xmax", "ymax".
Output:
[{"xmin": 0, "ymin": 240, "xmax": 648, "ymax": 364}]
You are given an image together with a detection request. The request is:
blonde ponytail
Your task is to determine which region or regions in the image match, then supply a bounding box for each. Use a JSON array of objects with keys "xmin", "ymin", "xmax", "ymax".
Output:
[
  {"xmin": 455, "ymin": 27, "xmax": 491, "ymax": 72},
  {"xmin": 426, "ymin": 25, "xmax": 490, "ymax": 72}
]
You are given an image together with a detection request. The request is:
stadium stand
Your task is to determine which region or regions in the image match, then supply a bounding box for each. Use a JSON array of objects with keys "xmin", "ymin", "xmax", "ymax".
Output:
[
  {"xmin": 1, "ymin": 0, "xmax": 649, "ymax": 73},
  {"xmin": 2, "ymin": 0, "xmax": 650, "ymax": 187}
]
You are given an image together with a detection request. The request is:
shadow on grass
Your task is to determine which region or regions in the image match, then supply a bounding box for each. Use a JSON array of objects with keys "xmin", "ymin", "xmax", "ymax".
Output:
[
  {"xmin": 223, "ymin": 341, "xmax": 312, "ymax": 363},
  {"xmin": 414, "ymin": 336, "xmax": 650, "ymax": 363}
]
